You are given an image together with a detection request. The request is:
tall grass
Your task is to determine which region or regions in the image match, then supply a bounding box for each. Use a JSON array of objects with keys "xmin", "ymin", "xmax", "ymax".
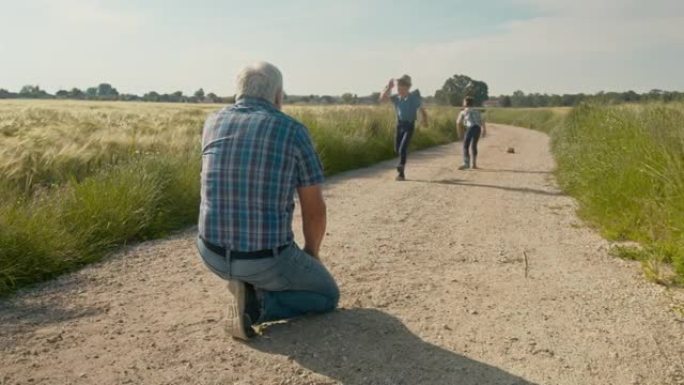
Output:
[
  {"xmin": 485, "ymin": 107, "xmax": 569, "ymax": 134},
  {"xmin": 489, "ymin": 104, "xmax": 684, "ymax": 284},
  {"xmin": 0, "ymin": 100, "xmax": 457, "ymax": 294},
  {"xmin": 554, "ymin": 104, "xmax": 684, "ymax": 284}
]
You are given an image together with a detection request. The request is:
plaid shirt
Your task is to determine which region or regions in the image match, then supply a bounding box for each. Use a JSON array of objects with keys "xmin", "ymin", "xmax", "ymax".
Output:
[{"xmin": 198, "ymin": 97, "xmax": 324, "ymax": 252}]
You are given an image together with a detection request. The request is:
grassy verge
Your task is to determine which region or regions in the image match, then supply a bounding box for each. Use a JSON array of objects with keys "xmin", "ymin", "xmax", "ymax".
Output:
[
  {"xmin": 489, "ymin": 105, "xmax": 684, "ymax": 285},
  {"xmin": 0, "ymin": 101, "xmax": 457, "ymax": 294},
  {"xmin": 485, "ymin": 107, "xmax": 569, "ymax": 133},
  {"xmin": 555, "ymin": 104, "xmax": 684, "ymax": 285}
]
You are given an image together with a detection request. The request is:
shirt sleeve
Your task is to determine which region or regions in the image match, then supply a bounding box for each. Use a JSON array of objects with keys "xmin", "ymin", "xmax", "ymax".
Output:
[
  {"xmin": 294, "ymin": 125, "xmax": 325, "ymax": 187},
  {"xmin": 413, "ymin": 90, "xmax": 422, "ymax": 108}
]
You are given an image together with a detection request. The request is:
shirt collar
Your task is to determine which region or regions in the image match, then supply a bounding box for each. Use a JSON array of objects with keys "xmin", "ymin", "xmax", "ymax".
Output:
[{"xmin": 235, "ymin": 96, "xmax": 278, "ymax": 111}]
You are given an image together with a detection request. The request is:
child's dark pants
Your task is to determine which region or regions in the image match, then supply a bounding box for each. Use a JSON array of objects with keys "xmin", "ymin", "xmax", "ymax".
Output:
[{"xmin": 463, "ymin": 125, "xmax": 482, "ymax": 167}]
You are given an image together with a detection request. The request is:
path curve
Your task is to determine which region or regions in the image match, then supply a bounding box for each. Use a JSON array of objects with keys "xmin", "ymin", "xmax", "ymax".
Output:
[{"xmin": 1, "ymin": 124, "xmax": 683, "ymax": 385}]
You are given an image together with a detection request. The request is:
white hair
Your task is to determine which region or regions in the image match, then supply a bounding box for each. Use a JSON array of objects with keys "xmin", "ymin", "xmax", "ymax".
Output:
[{"xmin": 235, "ymin": 62, "xmax": 283, "ymax": 103}]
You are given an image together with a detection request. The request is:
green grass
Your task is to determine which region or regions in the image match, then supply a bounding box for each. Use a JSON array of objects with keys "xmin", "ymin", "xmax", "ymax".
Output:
[
  {"xmin": 555, "ymin": 103, "xmax": 684, "ymax": 285},
  {"xmin": 0, "ymin": 100, "xmax": 457, "ymax": 294},
  {"xmin": 489, "ymin": 104, "xmax": 684, "ymax": 285},
  {"xmin": 485, "ymin": 107, "xmax": 569, "ymax": 134}
]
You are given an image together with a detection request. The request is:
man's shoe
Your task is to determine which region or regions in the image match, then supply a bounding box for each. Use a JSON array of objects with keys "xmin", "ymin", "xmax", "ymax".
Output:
[
  {"xmin": 458, "ymin": 165, "xmax": 469, "ymax": 170},
  {"xmin": 226, "ymin": 280, "xmax": 256, "ymax": 340},
  {"xmin": 396, "ymin": 166, "xmax": 406, "ymax": 181}
]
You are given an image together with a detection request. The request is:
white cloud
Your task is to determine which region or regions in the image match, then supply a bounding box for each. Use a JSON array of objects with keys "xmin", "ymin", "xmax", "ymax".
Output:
[{"xmin": 406, "ymin": 0, "xmax": 684, "ymax": 94}]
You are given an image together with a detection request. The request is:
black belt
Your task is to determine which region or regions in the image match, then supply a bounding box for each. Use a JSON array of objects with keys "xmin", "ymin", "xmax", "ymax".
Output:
[{"xmin": 200, "ymin": 237, "xmax": 289, "ymax": 259}]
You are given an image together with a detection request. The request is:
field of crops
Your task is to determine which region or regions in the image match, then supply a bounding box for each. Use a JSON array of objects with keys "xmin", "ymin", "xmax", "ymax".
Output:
[
  {"xmin": 489, "ymin": 103, "xmax": 684, "ymax": 285},
  {"xmin": 0, "ymin": 100, "xmax": 458, "ymax": 294}
]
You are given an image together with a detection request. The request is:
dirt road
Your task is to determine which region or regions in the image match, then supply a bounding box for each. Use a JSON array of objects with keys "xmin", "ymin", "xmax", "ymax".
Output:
[{"xmin": 1, "ymin": 124, "xmax": 683, "ymax": 385}]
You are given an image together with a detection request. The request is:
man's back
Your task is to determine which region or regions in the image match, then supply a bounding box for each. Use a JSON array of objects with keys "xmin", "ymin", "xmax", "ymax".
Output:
[{"xmin": 199, "ymin": 97, "xmax": 324, "ymax": 252}]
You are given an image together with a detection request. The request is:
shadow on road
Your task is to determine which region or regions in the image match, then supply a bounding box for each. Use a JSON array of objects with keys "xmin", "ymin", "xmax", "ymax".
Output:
[
  {"xmin": 250, "ymin": 308, "xmax": 536, "ymax": 385},
  {"xmin": 410, "ymin": 178, "xmax": 563, "ymax": 197},
  {"xmin": 476, "ymin": 168, "xmax": 552, "ymax": 175},
  {"xmin": 0, "ymin": 281, "xmax": 105, "ymax": 349}
]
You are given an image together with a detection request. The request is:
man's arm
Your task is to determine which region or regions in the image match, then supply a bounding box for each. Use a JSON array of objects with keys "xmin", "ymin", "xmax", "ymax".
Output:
[
  {"xmin": 419, "ymin": 106, "xmax": 429, "ymax": 127},
  {"xmin": 379, "ymin": 78, "xmax": 394, "ymax": 103},
  {"xmin": 456, "ymin": 111, "xmax": 464, "ymax": 139},
  {"xmin": 297, "ymin": 185, "xmax": 327, "ymax": 258}
]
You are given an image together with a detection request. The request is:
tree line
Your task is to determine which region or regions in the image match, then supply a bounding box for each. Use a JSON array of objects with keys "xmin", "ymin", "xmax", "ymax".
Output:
[
  {"xmin": 493, "ymin": 90, "xmax": 684, "ymax": 107},
  {"xmin": 2, "ymin": 80, "xmax": 682, "ymax": 107},
  {"xmin": 0, "ymin": 84, "xmax": 233, "ymax": 104}
]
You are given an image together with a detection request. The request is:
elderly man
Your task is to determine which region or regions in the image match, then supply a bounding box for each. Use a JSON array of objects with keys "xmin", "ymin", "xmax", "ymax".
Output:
[{"xmin": 197, "ymin": 62, "xmax": 339, "ymax": 340}]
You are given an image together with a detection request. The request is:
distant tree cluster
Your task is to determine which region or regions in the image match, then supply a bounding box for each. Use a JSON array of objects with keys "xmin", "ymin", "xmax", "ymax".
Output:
[
  {"xmin": 492, "ymin": 89, "xmax": 684, "ymax": 108},
  {"xmin": 284, "ymin": 93, "xmax": 382, "ymax": 105},
  {"xmin": 0, "ymin": 84, "xmax": 234, "ymax": 104},
  {"xmin": 435, "ymin": 74, "xmax": 489, "ymax": 106}
]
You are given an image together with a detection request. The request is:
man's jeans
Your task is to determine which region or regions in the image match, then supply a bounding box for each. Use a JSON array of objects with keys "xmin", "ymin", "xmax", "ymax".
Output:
[
  {"xmin": 395, "ymin": 121, "xmax": 416, "ymax": 168},
  {"xmin": 463, "ymin": 125, "xmax": 482, "ymax": 167},
  {"xmin": 196, "ymin": 237, "xmax": 340, "ymax": 323}
]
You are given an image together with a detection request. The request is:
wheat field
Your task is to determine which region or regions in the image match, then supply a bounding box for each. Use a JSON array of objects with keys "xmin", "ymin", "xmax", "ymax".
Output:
[{"xmin": 0, "ymin": 100, "xmax": 458, "ymax": 293}]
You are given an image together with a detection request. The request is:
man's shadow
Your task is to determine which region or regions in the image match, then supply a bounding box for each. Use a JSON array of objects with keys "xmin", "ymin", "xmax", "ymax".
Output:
[{"xmin": 250, "ymin": 308, "xmax": 536, "ymax": 385}]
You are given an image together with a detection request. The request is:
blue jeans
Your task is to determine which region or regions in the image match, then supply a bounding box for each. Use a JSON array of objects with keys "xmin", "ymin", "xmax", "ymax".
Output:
[
  {"xmin": 463, "ymin": 125, "xmax": 482, "ymax": 167},
  {"xmin": 196, "ymin": 237, "xmax": 339, "ymax": 323},
  {"xmin": 395, "ymin": 121, "xmax": 415, "ymax": 168}
]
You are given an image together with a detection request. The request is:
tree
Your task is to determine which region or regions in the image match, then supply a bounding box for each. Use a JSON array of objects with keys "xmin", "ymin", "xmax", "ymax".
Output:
[
  {"xmin": 86, "ymin": 87, "xmax": 98, "ymax": 99},
  {"xmin": 435, "ymin": 74, "xmax": 489, "ymax": 106},
  {"xmin": 369, "ymin": 92, "xmax": 380, "ymax": 104},
  {"xmin": 19, "ymin": 85, "xmax": 50, "ymax": 99},
  {"xmin": 500, "ymin": 95, "xmax": 512, "ymax": 108},
  {"xmin": 341, "ymin": 93, "xmax": 357, "ymax": 104},
  {"xmin": 510, "ymin": 90, "xmax": 526, "ymax": 107},
  {"xmin": 170, "ymin": 91, "xmax": 184, "ymax": 103},
  {"xmin": 0, "ymin": 89, "xmax": 13, "ymax": 99},
  {"xmin": 96, "ymin": 83, "xmax": 119, "ymax": 100},
  {"xmin": 69, "ymin": 88, "xmax": 85, "ymax": 99},
  {"xmin": 142, "ymin": 91, "xmax": 160, "ymax": 102},
  {"xmin": 55, "ymin": 90, "xmax": 69, "ymax": 98},
  {"xmin": 204, "ymin": 92, "xmax": 219, "ymax": 103},
  {"xmin": 321, "ymin": 95, "xmax": 336, "ymax": 104},
  {"xmin": 194, "ymin": 88, "xmax": 205, "ymax": 101}
]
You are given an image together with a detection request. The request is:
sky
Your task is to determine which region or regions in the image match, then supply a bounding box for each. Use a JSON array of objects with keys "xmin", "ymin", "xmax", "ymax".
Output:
[{"xmin": 1, "ymin": 0, "xmax": 683, "ymax": 96}]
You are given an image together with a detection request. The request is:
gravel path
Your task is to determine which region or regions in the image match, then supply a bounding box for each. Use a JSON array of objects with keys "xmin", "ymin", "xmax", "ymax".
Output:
[{"xmin": 1, "ymin": 124, "xmax": 683, "ymax": 385}]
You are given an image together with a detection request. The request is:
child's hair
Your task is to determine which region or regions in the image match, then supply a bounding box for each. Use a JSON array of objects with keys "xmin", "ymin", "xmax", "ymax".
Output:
[
  {"xmin": 397, "ymin": 75, "xmax": 412, "ymax": 88},
  {"xmin": 464, "ymin": 97, "xmax": 475, "ymax": 107}
]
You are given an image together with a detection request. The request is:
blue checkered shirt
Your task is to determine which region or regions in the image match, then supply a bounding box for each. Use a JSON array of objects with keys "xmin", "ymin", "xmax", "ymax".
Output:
[{"xmin": 198, "ymin": 97, "xmax": 324, "ymax": 252}]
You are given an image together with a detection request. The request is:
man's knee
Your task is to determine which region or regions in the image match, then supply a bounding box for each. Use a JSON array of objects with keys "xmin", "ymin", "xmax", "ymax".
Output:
[
  {"xmin": 321, "ymin": 280, "xmax": 340, "ymax": 311},
  {"xmin": 330, "ymin": 283, "xmax": 340, "ymax": 308}
]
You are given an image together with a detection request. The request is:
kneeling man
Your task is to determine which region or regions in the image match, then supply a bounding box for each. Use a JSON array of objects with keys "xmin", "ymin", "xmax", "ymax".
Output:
[{"xmin": 197, "ymin": 62, "xmax": 339, "ymax": 340}]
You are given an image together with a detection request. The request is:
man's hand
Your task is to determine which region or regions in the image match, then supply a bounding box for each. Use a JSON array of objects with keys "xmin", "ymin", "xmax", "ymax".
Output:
[
  {"xmin": 297, "ymin": 185, "xmax": 326, "ymax": 259},
  {"xmin": 380, "ymin": 79, "xmax": 394, "ymax": 103}
]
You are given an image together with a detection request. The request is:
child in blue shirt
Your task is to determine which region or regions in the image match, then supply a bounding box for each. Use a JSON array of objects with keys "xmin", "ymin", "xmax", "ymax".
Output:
[{"xmin": 380, "ymin": 75, "xmax": 429, "ymax": 180}]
